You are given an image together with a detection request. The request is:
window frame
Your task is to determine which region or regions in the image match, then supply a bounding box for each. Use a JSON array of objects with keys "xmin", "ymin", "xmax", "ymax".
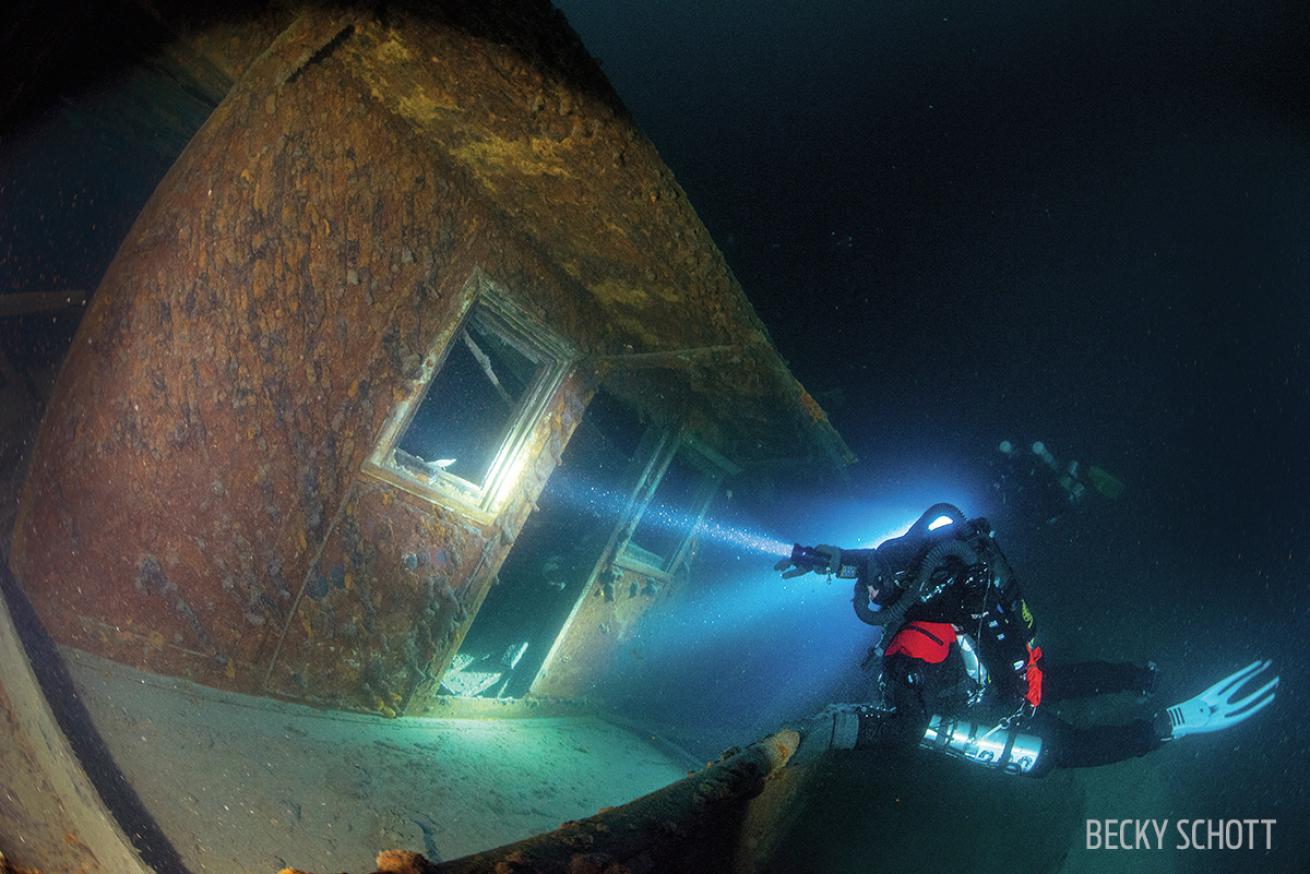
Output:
[
  {"xmin": 615, "ymin": 433, "xmax": 735, "ymax": 577},
  {"xmin": 364, "ymin": 271, "xmax": 574, "ymax": 518}
]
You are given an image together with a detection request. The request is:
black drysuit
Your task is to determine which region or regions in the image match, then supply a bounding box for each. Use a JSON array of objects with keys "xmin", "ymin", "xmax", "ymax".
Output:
[{"xmin": 840, "ymin": 552, "xmax": 1163, "ymax": 775}]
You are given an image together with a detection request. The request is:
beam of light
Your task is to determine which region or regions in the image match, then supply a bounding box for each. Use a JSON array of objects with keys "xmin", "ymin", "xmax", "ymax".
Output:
[
  {"xmin": 542, "ymin": 471, "xmax": 792, "ymax": 558},
  {"xmin": 596, "ymin": 484, "xmax": 989, "ymax": 745}
]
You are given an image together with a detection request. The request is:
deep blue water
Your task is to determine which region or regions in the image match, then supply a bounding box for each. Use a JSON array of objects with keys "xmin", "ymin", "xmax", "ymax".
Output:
[{"xmin": 558, "ymin": 1, "xmax": 1310, "ymax": 869}]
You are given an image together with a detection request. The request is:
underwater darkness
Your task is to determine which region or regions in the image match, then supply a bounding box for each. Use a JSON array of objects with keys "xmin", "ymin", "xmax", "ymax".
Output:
[
  {"xmin": 556, "ymin": 0, "xmax": 1310, "ymax": 869},
  {"xmin": 0, "ymin": 1, "xmax": 1307, "ymax": 870}
]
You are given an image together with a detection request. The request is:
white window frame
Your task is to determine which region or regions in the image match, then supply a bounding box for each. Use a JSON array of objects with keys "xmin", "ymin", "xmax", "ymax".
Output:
[
  {"xmin": 616, "ymin": 433, "xmax": 737, "ymax": 577},
  {"xmin": 364, "ymin": 270, "xmax": 574, "ymax": 518}
]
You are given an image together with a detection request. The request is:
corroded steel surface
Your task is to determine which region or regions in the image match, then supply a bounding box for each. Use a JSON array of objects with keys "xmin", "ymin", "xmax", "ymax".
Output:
[
  {"xmin": 530, "ymin": 559, "xmax": 676, "ymax": 701},
  {"xmin": 265, "ymin": 373, "xmax": 588, "ymax": 713},
  {"xmin": 333, "ymin": 4, "xmax": 850, "ymax": 466},
  {"xmin": 11, "ymin": 2, "xmax": 846, "ymax": 711},
  {"xmin": 11, "ymin": 6, "xmax": 586, "ymax": 706}
]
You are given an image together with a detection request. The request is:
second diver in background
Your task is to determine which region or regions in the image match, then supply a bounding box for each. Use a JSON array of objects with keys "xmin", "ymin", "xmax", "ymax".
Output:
[
  {"xmin": 775, "ymin": 503, "xmax": 1278, "ymax": 775},
  {"xmin": 992, "ymin": 439, "xmax": 1125, "ymax": 527}
]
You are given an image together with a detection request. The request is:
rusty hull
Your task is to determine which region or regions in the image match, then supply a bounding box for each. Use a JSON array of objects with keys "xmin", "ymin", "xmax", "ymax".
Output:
[
  {"xmin": 529, "ymin": 556, "xmax": 681, "ymax": 702},
  {"xmin": 10, "ymin": 2, "xmax": 847, "ymax": 713},
  {"xmin": 9, "ymin": 6, "xmax": 594, "ymax": 710}
]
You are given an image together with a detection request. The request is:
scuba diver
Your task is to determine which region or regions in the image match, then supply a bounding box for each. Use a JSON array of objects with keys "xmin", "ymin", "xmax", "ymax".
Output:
[
  {"xmin": 993, "ymin": 440, "xmax": 1125, "ymax": 527},
  {"xmin": 775, "ymin": 504, "xmax": 1279, "ymax": 775}
]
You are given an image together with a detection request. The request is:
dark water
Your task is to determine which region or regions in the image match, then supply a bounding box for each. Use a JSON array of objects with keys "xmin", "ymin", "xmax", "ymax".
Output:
[
  {"xmin": 2, "ymin": 2, "xmax": 1306, "ymax": 870},
  {"xmin": 559, "ymin": 1, "xmax": 1310, "ymax": 869}
]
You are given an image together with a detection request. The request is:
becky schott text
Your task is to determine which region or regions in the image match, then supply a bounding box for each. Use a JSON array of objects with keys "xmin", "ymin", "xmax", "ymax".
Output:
[{"xmin": 1086, "ymin": 819, "xmax": 1275, "ymax": 851}]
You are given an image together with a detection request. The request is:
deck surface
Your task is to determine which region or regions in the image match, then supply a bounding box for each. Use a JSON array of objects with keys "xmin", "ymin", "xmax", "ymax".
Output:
[{"xmin": 62, "ymin": 648, "xmax": 690, "ymax": 873}]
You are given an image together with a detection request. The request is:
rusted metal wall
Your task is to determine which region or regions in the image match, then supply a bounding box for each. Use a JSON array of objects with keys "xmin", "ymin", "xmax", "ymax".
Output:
[
  {"xmin": 529, "ymin": 557, "xmax": 680, "ymax": 701},
  {"xmin": 9, "ymin": 8, "xmax": 601, "ymax": 712},
  {"xmin": 9, "ymin": 1, "xmax": 849, "ymax": 714},
  {"xmin": 264, "ymin": 372, "xmax": 590, "ymax": 714}
]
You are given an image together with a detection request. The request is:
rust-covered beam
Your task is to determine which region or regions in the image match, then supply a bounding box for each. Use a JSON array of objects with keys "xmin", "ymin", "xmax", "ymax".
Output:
[
  {"xmin": 279, "ymin": 729, "xmax": 800, "ymax": 874},
  {"xmin": 593, "ymin": 344, "xmax": 739, "ymax": 370},
  {"xmin": 0, "ymin": 291, "xmax": 87, "ymax": 317}
]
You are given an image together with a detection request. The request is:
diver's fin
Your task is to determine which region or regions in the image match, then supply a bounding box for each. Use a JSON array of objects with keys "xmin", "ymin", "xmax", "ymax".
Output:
[{"xmin": 1087, "ymin": 465, "xmax": 1125, "ymax": 499}]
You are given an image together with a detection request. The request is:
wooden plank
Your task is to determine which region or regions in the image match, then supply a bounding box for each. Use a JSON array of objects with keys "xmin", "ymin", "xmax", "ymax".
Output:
[{"xmin": 0, "ymin": 291, "xmax": 87, "ymax": 317}]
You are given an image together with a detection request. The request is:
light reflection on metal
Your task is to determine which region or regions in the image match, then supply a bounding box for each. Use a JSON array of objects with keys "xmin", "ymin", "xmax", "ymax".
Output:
[{"xmin": 927, "ymin": 514, "xmax": 954, "ymax": 531}]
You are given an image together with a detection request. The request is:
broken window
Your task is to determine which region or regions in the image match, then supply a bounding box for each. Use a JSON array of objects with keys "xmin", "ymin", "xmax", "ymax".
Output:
[
  {"xmin": 621, "ymin": 439, "xmax": 727, "ymax": 574},
  {"xmin": 379, "ymin": 287, "xmax": 572, "ymax": 512}
]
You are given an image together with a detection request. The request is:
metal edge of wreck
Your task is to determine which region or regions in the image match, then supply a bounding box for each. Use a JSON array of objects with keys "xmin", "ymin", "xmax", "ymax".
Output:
[
  {"xmin": 0, "ymin": 561, "xmax": 155, "ymax": 874},
  {"xmin": 275, "ymin": 729, "xmax": 801, "ymax": 874}
]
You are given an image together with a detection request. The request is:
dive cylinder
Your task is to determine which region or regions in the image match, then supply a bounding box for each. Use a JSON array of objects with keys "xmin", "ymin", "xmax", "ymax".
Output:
[{"xmin": 920, "ymin": 714, "xmax": 1043, "ymax": 776}]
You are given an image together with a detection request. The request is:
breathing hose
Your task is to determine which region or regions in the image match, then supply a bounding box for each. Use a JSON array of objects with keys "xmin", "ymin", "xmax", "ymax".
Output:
[{"xmin": 852, "ymin": 537, "xmax": 980, "ymax": 636}]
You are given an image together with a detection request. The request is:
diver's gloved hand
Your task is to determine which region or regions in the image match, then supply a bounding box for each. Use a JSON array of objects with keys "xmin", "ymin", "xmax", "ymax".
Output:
[
  {"xmin": 773, "ymin": 544, "xmax": 841, "ymax": 579},
  {"xmin": 787, "ymin": 704, "xmax": 863, "ymax": 766},
  {"xmin": 1162, "ymin": 660, "xmax": 1279, "ymax": 741}
]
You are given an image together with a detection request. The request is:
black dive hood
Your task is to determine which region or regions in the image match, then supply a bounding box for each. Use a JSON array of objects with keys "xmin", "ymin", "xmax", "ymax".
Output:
[{"xmin": 853, "ymin": 503, "xmax": 982, "ymax": 628}]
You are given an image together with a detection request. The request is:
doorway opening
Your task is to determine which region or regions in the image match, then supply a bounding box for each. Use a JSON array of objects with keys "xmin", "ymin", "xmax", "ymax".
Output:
[{"xmin": 439, "ymin": 389, "xmax": 650, "ymax": 698}]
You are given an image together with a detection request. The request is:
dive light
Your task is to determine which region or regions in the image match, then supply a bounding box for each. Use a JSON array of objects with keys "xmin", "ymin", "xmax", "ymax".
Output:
[{"xmin": 789, "ymin": 543, "xmax": 833, "ymax": 573}]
